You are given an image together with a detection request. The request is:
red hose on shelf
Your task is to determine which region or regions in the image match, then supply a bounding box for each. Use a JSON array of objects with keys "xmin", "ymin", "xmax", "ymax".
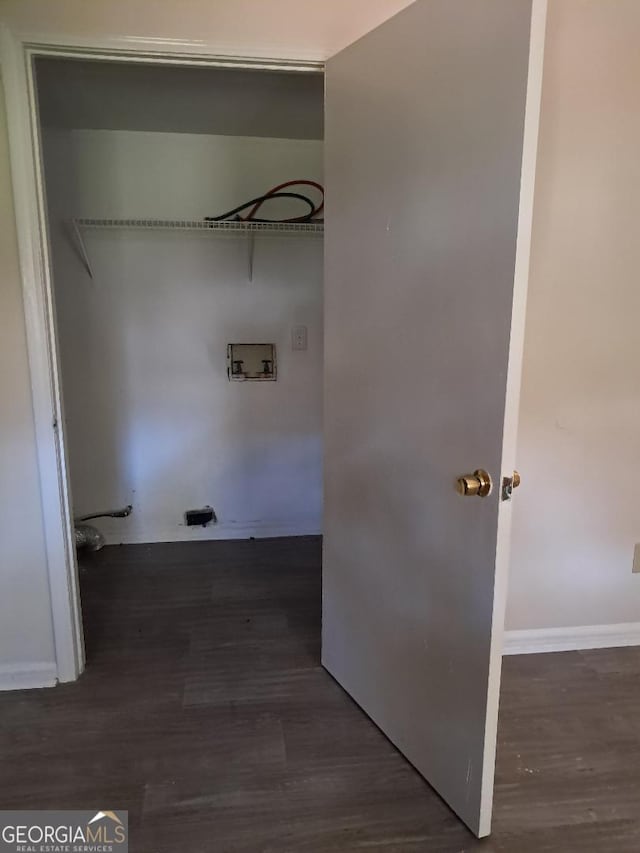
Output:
[{"xmin": 243, "ymin": 179, "xmax": 324, "ymax": 222}]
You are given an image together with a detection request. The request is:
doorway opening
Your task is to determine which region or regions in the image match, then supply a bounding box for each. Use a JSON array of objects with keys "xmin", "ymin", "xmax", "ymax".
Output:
[{"xmin": 34, "ymin": 56, "xmax": 325, "ymax": 661}]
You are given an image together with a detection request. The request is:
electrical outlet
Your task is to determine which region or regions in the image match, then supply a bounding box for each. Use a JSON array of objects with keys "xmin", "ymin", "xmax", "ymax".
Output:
[
  {"xmin": 185, "ymin": 507, "xmax": 217, "ymax": 527},
  {"xmin": 633, "ymin": 544, "xmax": 640, "ymax": 573},
  {"xmin": 292, "ymin": 325, "xmax": 308, "ymax": 351}
]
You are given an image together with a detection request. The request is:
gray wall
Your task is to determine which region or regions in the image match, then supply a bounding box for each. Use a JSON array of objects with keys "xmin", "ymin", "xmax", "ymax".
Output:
[{"xmin": 36, "ymin": 59, "xmax": 324, "ymax": 139}]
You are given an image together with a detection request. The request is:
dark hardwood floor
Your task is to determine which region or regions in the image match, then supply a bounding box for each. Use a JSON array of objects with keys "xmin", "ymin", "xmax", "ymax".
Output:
[{"xmin": 1, "ymin": 536, "xmax": 640, "ymax": 852}]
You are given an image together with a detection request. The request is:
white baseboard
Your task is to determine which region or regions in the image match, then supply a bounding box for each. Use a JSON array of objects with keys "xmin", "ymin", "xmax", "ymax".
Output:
[
  {"xmin": 0, "ymin": 662, "xmax": 57, "ymax": 691},
  {"xmin": 503, "ymin": 622, "xmax": 640, "ymax": 655}
]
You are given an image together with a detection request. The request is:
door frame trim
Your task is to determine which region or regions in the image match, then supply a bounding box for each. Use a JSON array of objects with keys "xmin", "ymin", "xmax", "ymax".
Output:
[{"xmin": 0, "ymin": 23, "xmax": 323, "ymax": 684}]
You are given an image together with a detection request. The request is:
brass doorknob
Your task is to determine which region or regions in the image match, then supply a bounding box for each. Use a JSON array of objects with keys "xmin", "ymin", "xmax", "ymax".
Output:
[{"xmin": 456, "ymin": 469, "xmax": 492, "ymax": 497}]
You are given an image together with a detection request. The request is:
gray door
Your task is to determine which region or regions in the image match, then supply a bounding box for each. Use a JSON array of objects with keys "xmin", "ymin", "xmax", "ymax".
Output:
[{"xmin": 322, "ymin": 0, "xmax": 537, "ymax": 837}]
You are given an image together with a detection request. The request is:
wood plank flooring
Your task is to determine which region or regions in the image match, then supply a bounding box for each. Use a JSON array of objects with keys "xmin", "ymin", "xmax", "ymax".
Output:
[{"xmin": 1, "ymin": 537, "xmax": 640, "ymax": 851}]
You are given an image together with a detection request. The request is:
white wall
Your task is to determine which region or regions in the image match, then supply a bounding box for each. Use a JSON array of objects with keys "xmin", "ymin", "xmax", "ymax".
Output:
[
  {"xmin": 0, "ymin": 77, "xmax": 57, "ymax": 686},
  {"xmin": 506, "ymin": 0, "xmax": 640, "ymax": 634},
  {"xmin": 43, "ymin": 129, "xmax": 323, "ymax": 543}
]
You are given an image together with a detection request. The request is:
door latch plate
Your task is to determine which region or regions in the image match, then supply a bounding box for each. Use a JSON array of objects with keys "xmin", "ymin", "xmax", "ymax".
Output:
[{"xmin": 501, "ymin": 471, "xmax": 521, "ymax": 501}]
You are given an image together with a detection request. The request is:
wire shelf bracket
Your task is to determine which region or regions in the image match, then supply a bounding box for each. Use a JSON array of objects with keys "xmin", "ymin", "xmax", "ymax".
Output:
[{"xmin": 69, "ymin": 217, "xmax": 324, "ymax": 281}]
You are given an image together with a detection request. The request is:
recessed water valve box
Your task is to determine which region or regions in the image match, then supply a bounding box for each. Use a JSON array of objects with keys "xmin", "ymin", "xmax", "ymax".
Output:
[{"xmin": 227, "ymin": 343, "xmax": 277, "ymax": 381}]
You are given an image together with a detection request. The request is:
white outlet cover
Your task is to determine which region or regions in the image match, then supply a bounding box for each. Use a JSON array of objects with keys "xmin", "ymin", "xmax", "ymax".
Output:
[{"xmin": 292, "ymin": 325, "xmax": 308, "ymax": 351}]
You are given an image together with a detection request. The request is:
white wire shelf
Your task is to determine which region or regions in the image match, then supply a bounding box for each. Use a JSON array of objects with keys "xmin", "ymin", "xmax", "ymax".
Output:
[
  {"xmin": 74, "ymin": 217, "xmax": 323, "ymax": 234},
  {"xmin": 70, "ymin": 217, "xmax": 324, "ymax": 280}
]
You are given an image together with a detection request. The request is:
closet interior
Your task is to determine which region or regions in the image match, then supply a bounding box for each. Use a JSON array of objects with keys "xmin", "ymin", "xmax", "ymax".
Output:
[{"xmin": 36, "ymin": 57, "xmax": 325, "ymax": 554}]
